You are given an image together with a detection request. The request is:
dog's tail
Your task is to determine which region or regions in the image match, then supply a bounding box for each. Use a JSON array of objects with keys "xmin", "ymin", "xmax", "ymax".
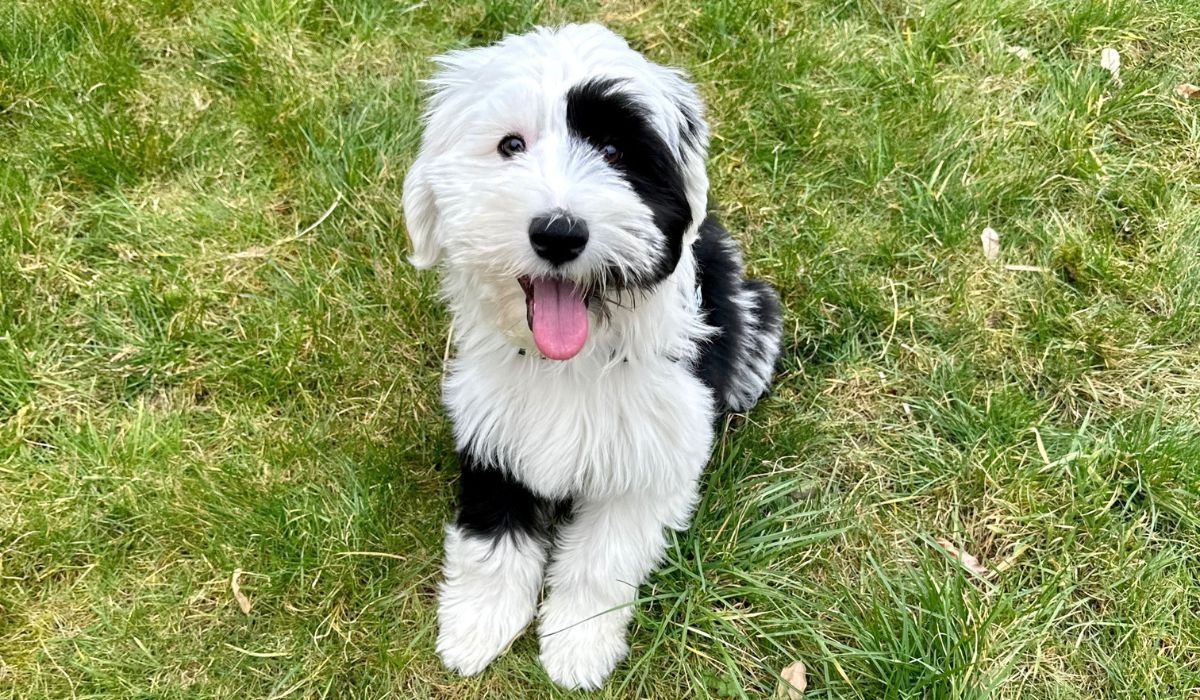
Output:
[
  {"xmin": 721, "ymin": 278, "xmax": 782, "ymax": 412},
  {"xmin": 693, "ymin": 217, "xmax": 784, "ymax": 413}
]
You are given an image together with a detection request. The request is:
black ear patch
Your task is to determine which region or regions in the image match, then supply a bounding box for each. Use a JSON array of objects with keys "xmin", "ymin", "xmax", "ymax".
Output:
[{"xmin": 566, "ymin": 78, "xmax": 691, "ymax": 286}]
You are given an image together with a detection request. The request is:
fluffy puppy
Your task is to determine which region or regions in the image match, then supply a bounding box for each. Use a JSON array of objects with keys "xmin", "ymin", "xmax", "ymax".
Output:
[{"xmin": 402, "ymin": 23, "xmax": 782, "ymax": 689}]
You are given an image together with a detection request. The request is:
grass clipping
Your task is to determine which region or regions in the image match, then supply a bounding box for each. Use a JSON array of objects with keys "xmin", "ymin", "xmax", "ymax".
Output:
[{"xmin": 231, "ymin": 569, "xmax": 252, "ymax": 615}]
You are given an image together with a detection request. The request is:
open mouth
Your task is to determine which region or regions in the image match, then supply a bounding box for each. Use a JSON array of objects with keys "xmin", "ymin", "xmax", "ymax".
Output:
[{"xmin": 518, "ymin": 275, "xmax": 589, "ymax": 360}]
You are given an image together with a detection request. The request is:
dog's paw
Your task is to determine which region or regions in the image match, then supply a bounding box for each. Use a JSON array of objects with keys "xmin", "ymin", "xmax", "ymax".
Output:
[
  {"xmin": 436, "ymin": 578, "xmax": 536, "ymax": 676},
  {"xmin": 436, "ymin": 524, "xmax": 547, "ymax": 676},
  {"xmin": 539, "ymin": 603, "xmax": 629, "ymax": 689}
]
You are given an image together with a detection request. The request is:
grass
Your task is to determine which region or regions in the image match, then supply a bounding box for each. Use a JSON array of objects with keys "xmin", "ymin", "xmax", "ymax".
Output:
[{"xmin": 2, "ymin": 0, "xmax": 1199, "ymax": 697}]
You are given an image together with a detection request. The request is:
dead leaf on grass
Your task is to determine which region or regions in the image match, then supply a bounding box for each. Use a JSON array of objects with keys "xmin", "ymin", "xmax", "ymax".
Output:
[
  {"xmin": 935, "ymin": 538, "xmax": 991, "ymax": 578},
  {"xmin": 776, "ymin": 660, "xmax": 808, "ymax": 698},
  {"xmin": 231, "ymin": 568, "xmax": 252, "ymax": 614},
  {"xmin": 1175, "ymin": 83, "xmax": 1199, "ymax": 99},
  {"xmin": 1006, "ymin": 45, "xmax": 1032, "ymax": 61},
  {"xmin": 191, "ymin": 88, "xmax": 210, "ymax": 111},
  {"xmin": 980, "ymin": 227, "xmax": 1000, "ymax": 260},
  {"xmin": 1100, "ymin": 47, "xmax": 1121, "ymax": 78}
]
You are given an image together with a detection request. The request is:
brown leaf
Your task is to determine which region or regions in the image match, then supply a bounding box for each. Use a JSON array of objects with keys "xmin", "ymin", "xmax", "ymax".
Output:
[
  {"xmin": 231, "ymin": 568, "xmax": 252, "ymax": 614},
  {"xmin": 935, "ymin": 538, "xmax": 991, "ymax": 578},
  {"xmin": 1176, "ymin": 83, "xmax": 1200, "ymax": 99},
  {"xmin": 776, "ymin": 660, "xmax": 807, "ymax": 698}
]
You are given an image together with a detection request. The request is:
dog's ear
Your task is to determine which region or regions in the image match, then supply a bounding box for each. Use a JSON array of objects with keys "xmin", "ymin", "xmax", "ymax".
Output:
[
  {"xmin": 402, "ymin": 46, "xmax": 496, "ymax": 269},
  {"xmin": 402, "ymin": 152, "xmax": 441, "ymax": 269}
]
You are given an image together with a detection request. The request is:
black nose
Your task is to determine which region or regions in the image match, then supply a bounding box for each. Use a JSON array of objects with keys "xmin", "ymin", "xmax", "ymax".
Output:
[{"xmin": 529, "ymin": 214, "xmax": 589, "ymax": 265}]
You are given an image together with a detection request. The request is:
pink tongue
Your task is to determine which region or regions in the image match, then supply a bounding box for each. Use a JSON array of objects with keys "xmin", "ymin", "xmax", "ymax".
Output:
[{"xmin": 530, "ymin": 278, "xmax": 589, "ymax": 360}]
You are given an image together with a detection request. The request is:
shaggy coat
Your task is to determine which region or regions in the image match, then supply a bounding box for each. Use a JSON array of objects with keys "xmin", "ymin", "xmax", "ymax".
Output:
[{"xmin": 402, "ymin": 23, "xmax": 782, "ymax": 689}]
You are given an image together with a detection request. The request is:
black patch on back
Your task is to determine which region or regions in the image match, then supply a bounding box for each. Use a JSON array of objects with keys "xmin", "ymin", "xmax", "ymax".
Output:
[
  {"xmin": 566, "ymin": 78, "xmax": 691, "ymax": 286},
  {"xmin": 692, "ymin": 216, "xmax": 746, "ymax": 404},
  {"xmin": 456, "ymin": 449, "xmax": 563, "ymax": 544}
]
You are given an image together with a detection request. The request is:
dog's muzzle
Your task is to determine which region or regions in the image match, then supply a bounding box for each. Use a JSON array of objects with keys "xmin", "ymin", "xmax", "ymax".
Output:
[{"xmin": 518, "ymin": 213, "xmax": 591, "ymax": 360}]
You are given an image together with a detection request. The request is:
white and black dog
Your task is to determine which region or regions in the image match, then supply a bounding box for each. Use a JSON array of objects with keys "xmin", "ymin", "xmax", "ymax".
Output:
[{"xmin": 402, "ymin": 23, "xmax": 782, "ymax": 689}]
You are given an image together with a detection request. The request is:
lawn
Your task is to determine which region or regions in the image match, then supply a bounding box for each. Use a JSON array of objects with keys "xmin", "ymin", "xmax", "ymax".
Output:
[{"xmin": 2, "ymin": 0, "xmax": 1199, "ymax": 697}]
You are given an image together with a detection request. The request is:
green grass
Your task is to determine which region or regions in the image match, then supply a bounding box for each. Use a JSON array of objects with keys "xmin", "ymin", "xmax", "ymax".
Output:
[{"xmin": 2, "ymin": 0, "xmax": 1199, "ymax": 697}]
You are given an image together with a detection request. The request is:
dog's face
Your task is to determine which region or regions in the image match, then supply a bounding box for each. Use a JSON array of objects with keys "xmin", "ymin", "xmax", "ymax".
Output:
[{"xmin": 403, "ymin": 24, "xmax": 709, "ymax": 359}]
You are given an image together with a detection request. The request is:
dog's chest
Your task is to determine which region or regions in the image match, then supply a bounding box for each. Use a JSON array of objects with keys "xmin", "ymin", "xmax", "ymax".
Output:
[{"xmin": 443, "ymin": 353, "xmax": 715, "ymax": 500}]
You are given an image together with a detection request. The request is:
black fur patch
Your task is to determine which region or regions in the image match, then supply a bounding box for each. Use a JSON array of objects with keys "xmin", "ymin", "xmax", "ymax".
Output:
[
  {"xmin": 744, "ymin": 278, "xmax": 782, "ymax": 337},
  {"xmin": 692, "ymin": 216, "xmax": 746, "ymax": 404},
  {"xmin": 456, "ymin": 450, "xmax": 561, "ymax": 543},
  {"xmin": 565, "ymin": 78, "xmax": 691, "ymax": 286},
  {"xmin": 693, "ymin": 216, "xmax": 782, "ymax": 411}
]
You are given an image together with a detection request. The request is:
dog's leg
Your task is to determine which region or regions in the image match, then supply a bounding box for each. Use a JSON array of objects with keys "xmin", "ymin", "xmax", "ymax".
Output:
[
  {"xmin": 538, "ymin": 489, "xmax": 694, "ymax": 689},
  {"xmin": 436, "ymin": 455, "xmax": 552, "ymax": 675}
]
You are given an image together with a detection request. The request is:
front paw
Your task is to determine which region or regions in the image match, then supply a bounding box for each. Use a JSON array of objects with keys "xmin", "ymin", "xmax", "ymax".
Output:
[
  {"xmin": 436, "ymin": 582, "xmax": 534, "ymax": 676},
  {"xmin": 539, "ymin": 602, "xmax": 630, "ymax": 689},
  {"xmin": 435, "ymin": 524, "xmax": 546, "ymax": 676}
]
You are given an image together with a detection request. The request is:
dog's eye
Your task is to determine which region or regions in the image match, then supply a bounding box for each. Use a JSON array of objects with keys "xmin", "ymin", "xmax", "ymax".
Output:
[
  {"xmin": 498, "ymin": 135, "xmax": 526, "ymax": 158},
  {"xmin": 599, "ymin": 143, "xmax": 622, "ymax": 164}
]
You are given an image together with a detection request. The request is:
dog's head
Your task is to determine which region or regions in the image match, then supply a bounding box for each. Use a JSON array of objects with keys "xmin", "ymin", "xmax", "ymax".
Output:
[{"xmin": 403, "ymin": 24, "xmax": 709, "ymax": 360}]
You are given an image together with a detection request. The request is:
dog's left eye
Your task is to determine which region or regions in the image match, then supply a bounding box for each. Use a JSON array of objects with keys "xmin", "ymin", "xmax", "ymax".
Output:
[
  {"xmin": 599, "ymin": 143, "xmax": 622, "ymax": 164},
  {"xmin": 498, "ymin": 135, "xmax": 526, "ymax": 158}
]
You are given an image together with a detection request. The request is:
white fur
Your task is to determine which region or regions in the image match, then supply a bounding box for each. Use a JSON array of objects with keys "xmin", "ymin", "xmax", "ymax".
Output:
[
  {"xmin": 539, "ymin": 488, "xmax": 696, "ymax": 688},
  {"xmin": 443, "ymin": 256, "xmax": 713, "ymax": 500},
  {"xmin": 436, "ymin": 524, "xmax": 546, "ymax": 675},
  {"xmin": 406, "ymin": 24, "xmax": 745, "ymax": 690},
  {"xmin": 440, "ymin": 256, "xmax": 714, "ymax": 688}
]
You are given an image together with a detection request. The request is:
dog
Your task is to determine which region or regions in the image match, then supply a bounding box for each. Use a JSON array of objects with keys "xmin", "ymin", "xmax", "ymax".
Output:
[{"xmin": 402, "ymin": 23, "xmax": 782, "ymax": 689}]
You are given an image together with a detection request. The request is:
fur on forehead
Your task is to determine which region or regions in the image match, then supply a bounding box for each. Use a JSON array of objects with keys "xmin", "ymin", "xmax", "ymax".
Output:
[{"xmin": 419, "ymin": 23, "xmax": 709, "ymax": 163}]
